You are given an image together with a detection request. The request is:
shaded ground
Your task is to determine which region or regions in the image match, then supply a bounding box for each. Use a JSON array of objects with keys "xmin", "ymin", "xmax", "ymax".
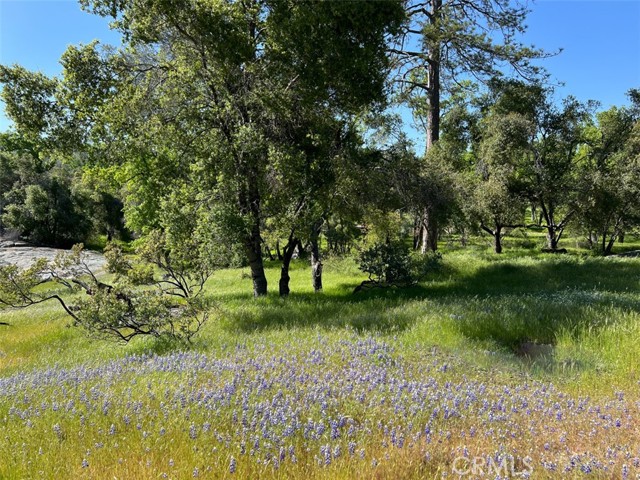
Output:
[{"xmin": 613, "ymin": 250, "xmax": 640, "ymax": 257}]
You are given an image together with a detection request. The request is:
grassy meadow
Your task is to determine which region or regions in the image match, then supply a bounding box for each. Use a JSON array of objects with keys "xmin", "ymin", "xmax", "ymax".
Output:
[{"xmin": 1, "ymin": 233, "xmax": 640, "ymax": 479}]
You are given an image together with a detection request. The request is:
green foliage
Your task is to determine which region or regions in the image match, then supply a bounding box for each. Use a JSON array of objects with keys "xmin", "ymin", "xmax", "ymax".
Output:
[
  {"xmin": 0, "ymin": 243, "xmax": 212, "ymax": 343},
  {"xmin": 0, "ymin": 134, "xmax": 125, "ymax": 246},
  {"xmin": 325, "ymin": 219, "xmax": 363, "ymax": 254},
  {"xmin": 0, "ymin": 258, "xmax": 49, "ymax": 308},
  {"xmin": 1, "ymin": 161, "xmax": 92, "ymax": 247},
  {"xmin": 473, "ymin": 81, "xmax": 592, "ymax": 250},
  {"xmin": 358, "ymin": 242, "xmax": 413, "ymax": 285},
  {"xmin": 53, "ymin": 0, "xmax": 403, "ymax": 296},
  {"xmin": 73, "ymin": 286, "xmax": 206, "ymax": 342},
  {"xmin": 409, "ymin": 250, "xmax": 443, "ymax": 280},
  {"xmin": 0, "ymin": 65, "xmax": 61, "ymax": 143},
  {"xmin": 357, "ymin": 241, "xmax": 442, "ymax": 288},
  {"xmin": 80, "ymin": 167, "xmax": 129, "ymax": 241},
  {"xmin": 397, "ymin": 0, "xmax": 550, "ymax": 158},
  {"xmin": 467, "ymin": 101, "xmax": 532, "ymax": 252},
  {"xmin": 126, "ymin": 263, "xmax": 155, "ymax": 286},
  {"xmin": 103, "ymin": 242, "xmax": 131, "ymax": 277},
  {"xmin": 573, "ymin": 103, "xmax": 640, "ymax": 253},
  {"xmin": 104, "ymin": 242, "xmax": 155, "ymax": 285}
]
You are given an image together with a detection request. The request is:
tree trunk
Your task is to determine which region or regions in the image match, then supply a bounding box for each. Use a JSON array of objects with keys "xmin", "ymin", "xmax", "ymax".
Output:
[
  {"xmin": 604, "ymin": 218, "xmax": 624, "ymax": 255},
  {"xmin": 494, "ymin": 226, "xmax": 502, "ymax": 254},
  {"xmin": 604, "ymin": 235, "xmax": 616, "ymax": 256},
  {"xmin": 242, "ymin": 168, "xmax": 268, "ymax": 297},
  {"xmin": 310, "ymin": 220, "xmax": 323, "ymax": 292},
  {"xmin": 480, "ymin": 223, "xmax": 502, "ymax": 254},
  {"xmin": 296, "ymin": 239, "xmax": 307, "ymax": 260},
  {"xmin": 276, "ymin": 239, "xmax": 283, "ymax": 261},
  {"xmin": 425, "ymin": 0, "xmax": 442, "ymax": 152},
  {"xmin": 540, "ymin": 203, "xmax": 561, "ymax": 251},
  {"xmin": 421, "ymin": 1, "xmax": 442, "ymax": 251},
  {"xmin": 311, "ymin": 242, "xmax": 322, "ymax": 293},
  {"xmin": 545, "ymin": 230, "xmax": 559, "ymax": 250},
  {"xmin": 278, "ymin": 236, "xmax": 297, "ymax": 297},
  {"xmin": 543, "ymin": 210, "xmax": 573, "ymax": 251},
  {"xmin": 413, "ymin": 214, "xmax": 422, "ymax": 250},
  {"xmin": 246, "ymin": 229, "xmax": 267, "ymax": 297},
  {"xmin": 420, "ymin": 208, "xmax": 438, "ymax": 253}
]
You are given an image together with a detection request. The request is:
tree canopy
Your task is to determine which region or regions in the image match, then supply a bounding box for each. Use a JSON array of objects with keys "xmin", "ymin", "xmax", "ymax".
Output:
[{"xmin": 0, "ymin": 0, "xmax": 639, "ymax": 308}]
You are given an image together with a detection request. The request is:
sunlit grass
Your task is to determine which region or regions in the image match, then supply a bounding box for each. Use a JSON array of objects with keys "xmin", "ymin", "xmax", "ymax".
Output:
[{"xmin": 1, "ymin": 236, "xmax": 640, "ymax": 478}]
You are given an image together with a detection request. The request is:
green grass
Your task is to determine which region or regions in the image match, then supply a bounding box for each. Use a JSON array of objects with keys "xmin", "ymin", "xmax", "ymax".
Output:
[
  {"xmin": 3, "ymin": 240, "xmax": 639, "ymax": 389},
  {"xmin": 1, "ymin": 237, "xmax": 640, "ymax": 478}
]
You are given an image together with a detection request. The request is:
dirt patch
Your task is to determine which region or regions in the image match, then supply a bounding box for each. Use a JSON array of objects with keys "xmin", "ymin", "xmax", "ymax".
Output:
[{"xmin": 514, "ymin": 341, "xmax": 554, "ymax": 360}]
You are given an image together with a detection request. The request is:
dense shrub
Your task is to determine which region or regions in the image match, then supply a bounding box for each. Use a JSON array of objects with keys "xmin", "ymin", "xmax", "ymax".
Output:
[
  {"xmin": 357, "ymin": 242, "xmax": 442, "ymax": 292},
  {"xmin": 358, "ymin": 242, "xmax": 413, "ymax": 285}
]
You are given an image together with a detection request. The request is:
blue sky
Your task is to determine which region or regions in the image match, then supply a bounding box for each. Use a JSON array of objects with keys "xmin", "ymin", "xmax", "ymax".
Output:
[
  {"xmin": 525, "ymin": 0, "xmax": 640, "ymax": 107},
  {"xmin": 1, "ymin": 0, "xmax": 639, "ymax": 139}
]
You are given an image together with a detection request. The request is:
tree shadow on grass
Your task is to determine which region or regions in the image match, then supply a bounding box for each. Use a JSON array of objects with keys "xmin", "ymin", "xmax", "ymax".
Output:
[
  {"xmin": 219, "ymin": 256, "xmax": 640, "ymax": 358},
  {"xmin": 222, "ymin": 287, "xmax": 426, "ymax": 334},
  {"xmin": 423, "ymin": 256, "xmax": 640, "ymax": 351}
]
